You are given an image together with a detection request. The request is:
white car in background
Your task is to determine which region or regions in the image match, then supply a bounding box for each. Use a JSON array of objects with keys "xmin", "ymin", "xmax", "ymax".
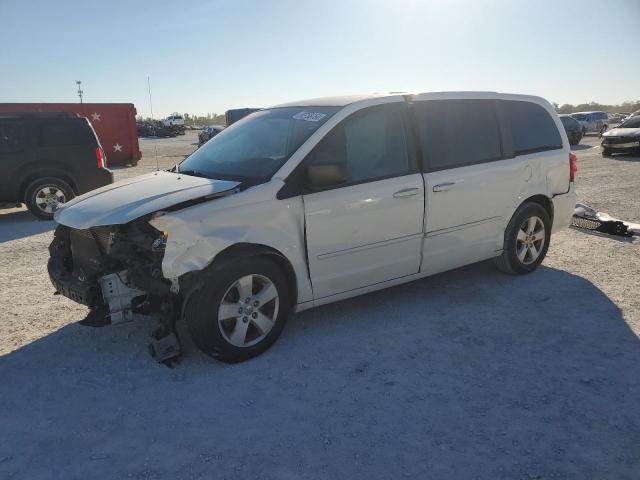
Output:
[
  {"xmin": 571, "ymin": 111, "xmax": 609, "ymax": 135},
  {"xmin": 48, "ymin": 92, "xmax": 577, "ymax": 363},
  {"xmin": 163, "ymin": 114, "xmax": 184, "ymax": 127}
]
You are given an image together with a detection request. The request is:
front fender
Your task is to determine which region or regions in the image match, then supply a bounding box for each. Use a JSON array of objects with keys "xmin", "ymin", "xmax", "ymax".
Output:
[{"xmin": 149, "ymin": 184, "xmax": 313, "ymax": 303}]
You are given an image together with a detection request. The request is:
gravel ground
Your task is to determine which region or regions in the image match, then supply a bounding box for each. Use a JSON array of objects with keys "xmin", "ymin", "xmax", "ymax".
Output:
[{"xmin": 1, "ymin": 131, "xmax": 639, "ymax": 479}]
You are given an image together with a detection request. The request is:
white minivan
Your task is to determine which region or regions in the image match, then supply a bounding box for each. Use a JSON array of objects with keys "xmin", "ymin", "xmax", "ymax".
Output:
[{"xmin": 48, "ymin": 92, "xmax": 577, "ymax": 362}]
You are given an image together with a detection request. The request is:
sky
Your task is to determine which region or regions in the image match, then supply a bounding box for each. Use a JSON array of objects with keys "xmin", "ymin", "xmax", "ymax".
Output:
[{"xmin": 1, "ymin": 0, "xmax": 639, "ymax": 118}]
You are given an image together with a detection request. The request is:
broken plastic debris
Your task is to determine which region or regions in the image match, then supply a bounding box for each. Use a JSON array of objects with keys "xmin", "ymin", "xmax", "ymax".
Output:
[{"xmin": 572, "ymin": 203, "xmax": 638, "ymax": 237}]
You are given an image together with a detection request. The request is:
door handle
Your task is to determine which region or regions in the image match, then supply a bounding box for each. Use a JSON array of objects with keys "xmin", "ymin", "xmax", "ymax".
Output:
[
  {"xmin": 393, "ymin": 187, "xmax": 419, "ymax": 198},
  {"xmin": 433, "ymin": 182, "xmax": 456, "ymax": 192}
]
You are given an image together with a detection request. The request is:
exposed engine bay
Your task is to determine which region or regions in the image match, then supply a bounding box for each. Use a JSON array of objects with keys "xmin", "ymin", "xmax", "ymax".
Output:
[{"xmin": 48, "ymin": 219, "xmax": 181, "ymax": 363}]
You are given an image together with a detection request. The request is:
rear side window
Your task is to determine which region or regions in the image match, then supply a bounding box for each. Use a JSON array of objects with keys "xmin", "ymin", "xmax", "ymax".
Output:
[
  {"xmin": 501, "ymin": 101, "xmax": 562, "ymax": 155},
  {"xmin": 38, "ymin": 120, "xmax": 96, "ymax": 147},
  {"xmin": 0, "ymin": 120, "xmax": 25, "ymax": 153},
  {"xmin": 309, "ymin": 103, "xmax": 410, "ymax": 185},
  {"xmin": 560, "ymin": 116, "xmax": 579, "ymax": 128},
  {"xmin": 414, "ymin": 99, "xmax": 502, "ymax": 171}
]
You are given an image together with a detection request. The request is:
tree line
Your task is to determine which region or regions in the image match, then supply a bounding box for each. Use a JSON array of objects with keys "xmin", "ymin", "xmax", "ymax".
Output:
[{"xmin": 553, "ymin": 100, "xmax": 640, "ymax": 114}]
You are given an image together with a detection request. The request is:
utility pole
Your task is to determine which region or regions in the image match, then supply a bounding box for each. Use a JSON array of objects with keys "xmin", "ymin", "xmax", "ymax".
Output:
[{"xmin": 76, "ymin": 80, "xmax": 83, "ymax": 104}]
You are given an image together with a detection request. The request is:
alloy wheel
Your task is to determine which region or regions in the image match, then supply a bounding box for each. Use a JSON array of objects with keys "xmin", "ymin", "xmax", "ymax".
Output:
[
  {"xmin": 516, "ymin": 216, "xmax": 545, "ymax": 265},
  {"xmin": 35, "ymin": 186, "xmax": 66, "ymax": 214},
  {"xmin": 217, "ymin": 274, "xmax": 280, "ymax": 347}
]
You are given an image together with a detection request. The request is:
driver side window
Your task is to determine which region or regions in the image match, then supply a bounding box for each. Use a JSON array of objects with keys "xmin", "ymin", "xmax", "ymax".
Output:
[{"xmin": 306, "ymin": 103, "xmax": 410, "ymax": 189}]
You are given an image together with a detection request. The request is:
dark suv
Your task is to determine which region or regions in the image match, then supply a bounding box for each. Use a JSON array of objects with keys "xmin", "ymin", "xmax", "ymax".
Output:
[{"xmin": 0, "ymin": 113, "xmax": 113, "ymax": 219}]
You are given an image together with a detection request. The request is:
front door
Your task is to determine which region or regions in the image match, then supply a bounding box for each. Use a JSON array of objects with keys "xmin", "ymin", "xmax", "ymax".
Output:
[{"xmin": 302, "ymin": 102, "xmax": 425, "ymax": 299}]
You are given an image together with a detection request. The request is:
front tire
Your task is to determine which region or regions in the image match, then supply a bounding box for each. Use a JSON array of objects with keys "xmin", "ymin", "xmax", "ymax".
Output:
[
  {"xmin": 185, "ymin": 256, "xmax": 290, "ymax": 363},
  {"xmin": 24, "ymin": 177, "xmax": 74, "ymax": 220},
  {"xmin": 494, "ymin": 202, "xmax": 551, "ymax": 275}
]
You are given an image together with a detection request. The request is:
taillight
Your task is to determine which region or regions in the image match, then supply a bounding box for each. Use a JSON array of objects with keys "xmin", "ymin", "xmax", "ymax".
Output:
[
  {"xmin": 96, "ymin": 147, "xmax": 106, "ymax": 169},
  {"xmin": 569, "ymin": 152, "xmax": 577, "ymax": 182}
]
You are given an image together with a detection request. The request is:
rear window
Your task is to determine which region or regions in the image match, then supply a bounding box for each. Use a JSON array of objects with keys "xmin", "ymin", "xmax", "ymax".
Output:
[
  {"xmin": 0, "ymin": 120, "xmax": 25, "ymax": 153},
  {"xmin": 560, "ymin": 116, "xmax": 579, "ymax": 128},
  {"xmin": 414, "ymin": 99, "xmax": 502, "ymax": 171},
  {"xmin": 38, "ymin": 119, "xmax": 96, "ymax": 147},
  {"xmin": 501, "ymin": 101, "xmax": 562, "ymax": 155}
]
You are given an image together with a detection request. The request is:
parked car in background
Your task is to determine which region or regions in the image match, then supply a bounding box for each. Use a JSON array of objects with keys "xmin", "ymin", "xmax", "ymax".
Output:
[
  {"xmin": 163, "ymin": 114, "xmax": 184, "ymax": 127},
  {"xmin": 607, "ymin": 113, "xmax": 627, "ymax": 126},
  {"xmin": 225, "ymin": 108, "xmax": 261, "ymax": 126},
  {"xmin": 48, "ymin": 92, "xmax": 576, "ymax": 363},
  {"xmin": 559, "ymin": 114, "xmax": 582, "ymax": 145},
  {"xmin": 0, "ymin": 102, "xmax": 141, "ymax": 166},
  {"xmin": 601, "ymin": 115, "xmax": 640, "ymax": 156},
  {"xmin": 198, "ymin": 125, "xmax": 224, "ymax": 147},
  {"xmin": 0, "ymin": 113, "xmax": 113, "ymax": 219},
  {"xmin": 571, "ymin": 111, "xmax": 609, "ymax": 135}
]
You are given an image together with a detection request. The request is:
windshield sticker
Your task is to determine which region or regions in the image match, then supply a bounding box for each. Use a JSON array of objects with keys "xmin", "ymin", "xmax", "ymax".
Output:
[{"xmin": 292, "ymin": 111, "xmax": 327, "ymax": 122}]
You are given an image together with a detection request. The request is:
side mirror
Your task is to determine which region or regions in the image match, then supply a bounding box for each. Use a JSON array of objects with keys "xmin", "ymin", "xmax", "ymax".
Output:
[{"xmin": 306, "ymin": 156, "xmax": 347, "ymax": 191}]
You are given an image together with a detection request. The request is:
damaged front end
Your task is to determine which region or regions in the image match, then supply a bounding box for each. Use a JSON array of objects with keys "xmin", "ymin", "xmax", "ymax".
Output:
[{"xmin": 48, "ymin": 219, "xmax": 180, "ymax": 362}]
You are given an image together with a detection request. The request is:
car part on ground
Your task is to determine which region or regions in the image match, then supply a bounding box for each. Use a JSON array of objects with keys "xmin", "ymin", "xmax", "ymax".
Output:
[{"xmin": 572, "ymin": 203, "xmax": 638, "ymax": 237}]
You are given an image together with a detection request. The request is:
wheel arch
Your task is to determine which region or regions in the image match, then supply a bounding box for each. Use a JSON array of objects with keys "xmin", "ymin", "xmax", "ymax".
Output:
[
  {"xmin": 19, "ymin": 169, "xmax": 78, "ymax": 201},
  {"xmin": 520, "ymin": 194, "xmax": 554, "ymax": 224},
  {"xmin": 182, "ymin": 242, "xmax": 299, "ymax": 308}
]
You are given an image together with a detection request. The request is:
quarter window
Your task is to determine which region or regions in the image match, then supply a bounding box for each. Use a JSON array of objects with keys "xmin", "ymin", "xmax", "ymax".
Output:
[
  {"xmin": 501, "ymin": 100, "xmax": 562, "ymax": 155},
  {"xmin": 414, "ymin": 99, "xmax": 502, "ymax": 171},
  {"xmin": 308, "ymin": 103, "xmax": 410, "ymax": 185},
  {"xmin": 0, "ymin": 121, "xmax": 25, "ymax": 153},
  {"xmin": 39, "ymin": 120, "xmax": 95, "ymax": 147}
]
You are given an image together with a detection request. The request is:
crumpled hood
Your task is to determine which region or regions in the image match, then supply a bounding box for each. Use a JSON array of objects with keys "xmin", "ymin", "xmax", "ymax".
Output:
[
  {"xmin": 602, "ymin": 127, "xmax": 640, "ymax": 138},
  {"xmin": 54, "ymin": 171, "xmax": 240, "ymax": 229}
]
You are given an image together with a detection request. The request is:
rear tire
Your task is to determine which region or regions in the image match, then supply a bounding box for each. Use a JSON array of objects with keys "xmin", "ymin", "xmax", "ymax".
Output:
[
  {"xmin": 24, "ymin": 177, "xmax": 74, "ymax": 220},
  {"xmin": 185, "ymin": 256, "xmax": 290, "ymax": 363},
  {"xmin": 602, "ymin": 147, "xmax": 611, "ymax": 156},
  {"xmin": 494, "ymin": 202, "xmax": 551, "ymax": 275}
]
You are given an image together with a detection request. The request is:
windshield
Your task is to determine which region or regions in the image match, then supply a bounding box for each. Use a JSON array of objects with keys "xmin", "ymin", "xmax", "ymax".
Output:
[
  {"xmin": 571, "ymin": 113, "xmax": 587, "ymax": 121},
  {"xmin": 619, "ymin": 117, "xmax": 640, "ymax": 129},
  {"xmin": 179, "ymin": 106, "xmax": 340, "ymax": 182}
]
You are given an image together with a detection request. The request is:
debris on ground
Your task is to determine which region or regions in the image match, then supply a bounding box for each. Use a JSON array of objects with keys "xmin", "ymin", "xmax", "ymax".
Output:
[{"xmin": 572, "ymin": 203, "xmax": 639, "ymax": 237}]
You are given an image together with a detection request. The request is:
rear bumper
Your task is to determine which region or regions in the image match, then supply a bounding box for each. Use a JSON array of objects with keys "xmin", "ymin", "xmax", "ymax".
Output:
[
  {"xmin": 551, "ymin": 184, "xmax": 577, "ymax": 233},
  {"xmin": 76, "ymin": 168, "xmax": 113, "ymax": 195}
]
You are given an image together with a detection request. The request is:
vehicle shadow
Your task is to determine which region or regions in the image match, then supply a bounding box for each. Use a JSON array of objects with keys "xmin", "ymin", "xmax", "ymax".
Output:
[
  {"xmin": 571, "ymin": 143, "xmax": 593, "ymax": 151},
  {"xmin": 606, "ymin": 152, "xmax": 640, "ymax": 162},
  {"xmin": 0, "ymin": 209, "xmax": 55, "ymax": 243},
  {"xmin": 1, "ymin": 263, "xmax": 639, "ymax": 479}
]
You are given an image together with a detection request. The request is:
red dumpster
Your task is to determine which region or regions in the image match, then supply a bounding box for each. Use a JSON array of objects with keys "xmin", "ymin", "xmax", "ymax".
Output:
[{"xmin": 0, "ymin": 103, "xmax": 141, "ymax": 166}]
